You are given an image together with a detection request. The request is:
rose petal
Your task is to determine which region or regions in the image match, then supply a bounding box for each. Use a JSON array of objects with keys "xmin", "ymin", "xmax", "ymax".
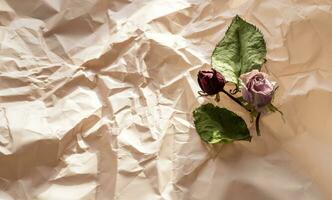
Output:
[
  {"xmin": 240, "ymin": 69, "xmax": 260, "ymax": 84},
  {"xmin": 242, "ymin": 87, "xmax": 253, "ymax": 104},
  {"xmin": 253, "ymin": 92, "xmax": 273, "ymax": 109},
  {"xmin": 252, "ymin": 81, "xmax": 273, "ymax": 95}
]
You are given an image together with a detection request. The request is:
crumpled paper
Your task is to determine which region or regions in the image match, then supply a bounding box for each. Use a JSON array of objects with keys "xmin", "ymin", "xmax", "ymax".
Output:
[{"xmin": 0, "ymin": 0, "xmax": 330, "ymax": 199}]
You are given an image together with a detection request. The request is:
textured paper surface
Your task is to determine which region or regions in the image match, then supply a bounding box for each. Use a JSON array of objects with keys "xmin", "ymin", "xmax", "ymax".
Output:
[{"xmin": 0, "ymin": 0, "xmax": 330, "ymax": 199}]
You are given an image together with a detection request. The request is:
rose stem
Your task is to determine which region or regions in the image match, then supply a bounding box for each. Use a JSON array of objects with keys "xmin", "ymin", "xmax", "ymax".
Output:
[
  {"xmin": 255, "ymin": 112, "xmax": 261, "ymax": 136},
  {"xmin": 221, "ymin": 89, "xmax": 251, "ymax": 112}
]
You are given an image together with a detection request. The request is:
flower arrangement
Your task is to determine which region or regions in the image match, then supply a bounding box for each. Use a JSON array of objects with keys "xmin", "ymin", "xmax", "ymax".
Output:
[{"xmin": 193, "ymin": 15, "xmax": 282, "ymax": 144}]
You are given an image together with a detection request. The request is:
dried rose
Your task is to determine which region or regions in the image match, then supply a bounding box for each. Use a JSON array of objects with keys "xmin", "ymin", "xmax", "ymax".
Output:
[
  {"xmin": 240, "ymin": 70, "xmax": 276, "ymax": 110},
  {"xmin": 197, "ymin": 69, "xmax": 226, "ymax": 95}
]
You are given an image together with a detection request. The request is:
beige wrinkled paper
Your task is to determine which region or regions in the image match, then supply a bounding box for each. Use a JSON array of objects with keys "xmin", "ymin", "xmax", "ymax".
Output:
[{"xmin": 0, "ymin": 0, "xmax": 330, "ymax": 199}]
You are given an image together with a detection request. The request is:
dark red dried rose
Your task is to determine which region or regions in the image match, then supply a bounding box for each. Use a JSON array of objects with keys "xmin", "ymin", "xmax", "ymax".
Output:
[{"xmin": 197, "ymin": 69, "xmax": 226, "ymax": 95}]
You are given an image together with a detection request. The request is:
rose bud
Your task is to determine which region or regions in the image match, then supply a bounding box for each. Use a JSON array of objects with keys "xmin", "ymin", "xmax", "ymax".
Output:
[
  {"xmin": 197, "ymin": 69, "xmax": 226, "ymax": 95},
  {"xmin": 240, "ymin": 69, "xmax": 276, "ymax": 111}
]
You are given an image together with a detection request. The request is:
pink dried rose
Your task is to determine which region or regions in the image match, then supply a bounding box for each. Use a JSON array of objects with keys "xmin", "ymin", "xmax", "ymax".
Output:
[
  {"xmin": 197, "ymin": 69, "xmax": 226, "ymax": 95},
  {"xmin": 240, "ymin": 70, "xmax": 276, "ymax": 110}
]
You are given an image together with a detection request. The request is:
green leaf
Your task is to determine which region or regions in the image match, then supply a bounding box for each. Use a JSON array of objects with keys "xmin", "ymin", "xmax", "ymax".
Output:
[
  {"xmin": 211, "ymin": 15, "xmax": 266, "ymax": 84},
  {"xmin": 193, "ymin": 103, "xmax": 251, "ymax": 144}
]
